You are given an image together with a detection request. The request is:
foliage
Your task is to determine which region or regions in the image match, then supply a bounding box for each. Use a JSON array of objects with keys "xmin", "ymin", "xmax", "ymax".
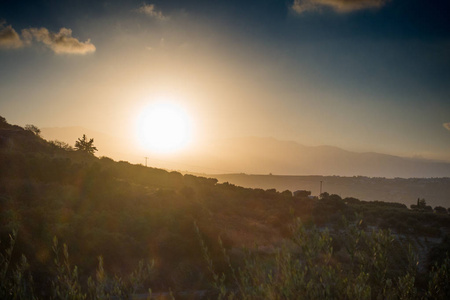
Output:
[
  {"xmin": 293, "ymin": 190, "xmax": 311, "ymax": 198},
  {"xmin": 281, "ymin": 190, "xmax": 293, "ymax": 198},
  {"xmin": 0, "ymin": 231, "xmax": 36, "ymax": 300},
  {"xmin": 49, "ymin": 140, "xmax": 74, "ymax": 151},
  {"xmin": 24, "ymin": 124, "xmax": 41, "ymax": 137},
  {"xmin": 199, "ymin": 218, "xmax": 450, "ymax": 300},
  {"xmin": 427, "ymin": 255, "xmax": 450, "ymax": 299},
  {"xmin": 434, "ymin": 206, "xmax": 448, "ymax": 214},
  {"xmin": 0, "ymin": 116, "xmax": 7, "ymax": 127},
  {"xmin": 411, "ymin": 198, "xmax": 433, "ymax": 212},
  {"xmin": 1, "ymin": 117, "xmax": 450, "ymax": 298},
  {"xmin": 0, "ymin": 234, "xmax": 153, "ymax": 300},
  {"xmin": 74, "ymin": 134, "xmax": 97, "ymax": 155},
  {"xmin": 418, "ymin": 198, "xmax": 427, "ymax": 207}
]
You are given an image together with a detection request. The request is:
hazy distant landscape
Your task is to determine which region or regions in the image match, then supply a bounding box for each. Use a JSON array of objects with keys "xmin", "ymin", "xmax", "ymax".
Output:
[
  {"xmin": 211, "ymin": 174, "xmax": 450, "ymax": 208},
  {"xmin": 2, "ymin": 116, "xmax": 450, "ymax": 299},
  {"xmin": 41, "ymin": 126, "xmax": 450, "ymax": 209},
  {"xmin": 2, "ymin": 0, "xmax": 450, "ymax": 298},
  {"xmin": 42, "ymin": 127, "xmax": 450, "ymax": 178}
]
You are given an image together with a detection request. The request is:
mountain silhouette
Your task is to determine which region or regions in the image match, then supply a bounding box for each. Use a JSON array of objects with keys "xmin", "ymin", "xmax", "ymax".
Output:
[
  {"xmin": 40, "ymin": 128, "xmax": 450, "ymax": 178},
  {"xmin": 193, "ymin": 137, "xmax": 450, "ymax": 178}
]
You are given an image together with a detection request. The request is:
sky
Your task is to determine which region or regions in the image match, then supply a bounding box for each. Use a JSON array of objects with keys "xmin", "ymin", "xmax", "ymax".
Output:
[{"xmin": 1, "ymin": 0, "xmax": 450, "ymax": 164}]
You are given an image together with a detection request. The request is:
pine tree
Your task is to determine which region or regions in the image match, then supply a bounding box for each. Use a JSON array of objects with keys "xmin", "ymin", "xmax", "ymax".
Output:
[{"xmin": 74, "ymin": 134, "xmax": 98, "ymax": 155}]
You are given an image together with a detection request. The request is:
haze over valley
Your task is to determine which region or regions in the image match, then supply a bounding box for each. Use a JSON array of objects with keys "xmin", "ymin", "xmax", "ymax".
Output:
[
  {"xmin": 2, "ymin": 0, "xmax": 450, "ymax": 298},
  {"xmin": 41, "ymin": 126, "xmax": 450, "ymax": 178}
]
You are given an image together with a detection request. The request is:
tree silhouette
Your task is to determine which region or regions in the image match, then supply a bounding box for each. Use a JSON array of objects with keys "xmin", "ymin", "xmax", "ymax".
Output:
[
  {"xmin": 417, "ymin": 198, "xmax": 427, "ymax": 208},
  {"xmin": 25, "ymin": 124, "xmax": 41, "ymax": 136},
  {"xmin": 74, "ymin": 134, "xmax": 98, "ymax": 155}
]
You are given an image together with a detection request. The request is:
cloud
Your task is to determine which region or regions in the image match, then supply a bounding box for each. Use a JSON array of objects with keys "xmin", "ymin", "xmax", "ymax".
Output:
[
  {"xmin": 137, "ymin": 3, "xmax": 167, "ymax": 20},
  {"xmin": 1, "ymin": 21, "xmax": 95, "ymax": 55},
  {"xmin": 291, "ymin": 0, "xmax": 390, "ymax": 14},
  {"xmin": 443, "ymin": 123, "xmax": 450, "ymax": 131},
  {"xmin": 22, "ymin": 27, "xmax": 96, "ymax": 55},
  {"xmin": 0, "ymin": 22, "xmax": 23, "ymax": 48}
]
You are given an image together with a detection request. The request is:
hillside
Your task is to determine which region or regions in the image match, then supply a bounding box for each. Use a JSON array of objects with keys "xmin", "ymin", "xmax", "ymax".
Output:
[
  {"xmin": 40, "ymin": 128, "xmax": 450, "ymax": 178},
  {"xmin": 1, "ymin": 116, "xmax": 450, "ymax": 299},
  {"xmin": 210, "ymin": 174, "xmax": 450, "ymax": 208}
]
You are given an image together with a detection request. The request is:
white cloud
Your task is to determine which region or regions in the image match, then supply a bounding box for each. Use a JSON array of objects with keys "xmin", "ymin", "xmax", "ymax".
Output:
[
  {"xmin": 137, "ymin": 3, "xmax": 167, "ymax": 20},
  {"xmin": 1, "ymin": 21, "xmax": 95, "ymax": 55},
  {"xmin": 292, "ymin": 0, "xmax": 390, "ymax": 14},
  {"xmin": 0, "ymin": 22, "xmax": 23, "ymax": 48},
  {"xmin": 22, "ymin": 27, "xmax": 96, "ymax": 55},
  {"xmin": 443, "ymin": 123, "xmax": 450, "ymax": 131}
]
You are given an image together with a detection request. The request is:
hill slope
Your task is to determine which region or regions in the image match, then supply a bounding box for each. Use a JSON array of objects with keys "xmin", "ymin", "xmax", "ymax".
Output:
[
  {"xmin": 210, "ymin": 174, "xmax": 450, "ymax": 208},
  {"xmin": 1, "ymin": 116, "xmax": 450, "ymax": 298},
  {"xmin": 40, "ymin": 129, "xmax": 450, "ymax": 177}
]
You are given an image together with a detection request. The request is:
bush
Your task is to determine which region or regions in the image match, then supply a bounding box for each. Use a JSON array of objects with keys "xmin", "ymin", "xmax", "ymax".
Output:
[
  {"xmin": 0, "ymin": 233, "xmax": 154, "ymax": 299},
  {"xmin": 199, "ymin": 218, "xmax": 450, "ymax": 299},
  {"xmin": 24, "ymin": 124, "xmax": 41, "ymax": 137}
]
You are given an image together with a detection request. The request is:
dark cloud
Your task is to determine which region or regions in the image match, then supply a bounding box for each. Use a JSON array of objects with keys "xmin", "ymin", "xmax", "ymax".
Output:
[
  {"xmin": 0, "ymin": 22, "xmax": 23, "ymax": 48},
  {"xmin": 22, "ymin": 27, "xmax": 95, "ymax": 54},
  {"xmin": 292, "ymin": 0, "xmax": 390, "ymax": 13},
  {"xmin": 136, "ymin": 3, "xmax": 167, "ymax": 20}
]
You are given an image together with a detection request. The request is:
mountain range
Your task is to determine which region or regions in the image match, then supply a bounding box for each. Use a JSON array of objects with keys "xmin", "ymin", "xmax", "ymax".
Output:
[{"xmin": 41, "ymin": 128, "xmax": 450, "ymax": 178}]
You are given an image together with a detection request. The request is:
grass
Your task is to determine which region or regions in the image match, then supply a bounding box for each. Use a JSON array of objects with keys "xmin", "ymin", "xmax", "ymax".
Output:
[{"xmin": 197, "ymin": 217, "xmax": 450, "ymax": 300}]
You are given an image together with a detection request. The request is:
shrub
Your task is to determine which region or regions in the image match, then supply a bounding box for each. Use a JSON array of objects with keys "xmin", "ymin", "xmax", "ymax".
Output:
[
  {"xmin": 24, "ymin": 124, "xmax": 41, "ymax": 137},
  {"xmin": 0, "ymin": 233, "xmax": 154, "ymax": 299},
  {"xmin": 198, "ymin": 218, "xmax": 450, "ymax": 299}
]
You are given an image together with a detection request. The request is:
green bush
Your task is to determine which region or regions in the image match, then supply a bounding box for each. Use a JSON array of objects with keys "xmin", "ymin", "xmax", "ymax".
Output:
[
  {"xmin": 199, "ymin": 218, "xmax": 450, "ymax": 300},
  {"xmin": 0, "ymin": 233, "xmax": 154, "ymax": 300}
]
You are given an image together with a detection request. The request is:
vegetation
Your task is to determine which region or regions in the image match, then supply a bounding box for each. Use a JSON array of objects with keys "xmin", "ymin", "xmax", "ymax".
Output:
[
  {"xmin": 74, "ymin": 134, "xmax": 98, "ymax": 155},
  {"xmin": 0, "ymin": 116, "xmax": 449, "ymax": 299},
  {"xmin": 0, "ymin": 231, "xmax": 154, "ymax": 300},
  {"xmin": 212, "ymin": 174, "xmax": 450, "ymax": 209},
  {"xmin": 49, "ymin": 140, "xmax": 74, "ymax": 151},
  {"xmin": 199, "ymin": 218, "xmax": 450, "ymax": 300},
  {"xmin": 24, "ymin": 124, "xmax": 41, "ymax": 137}
]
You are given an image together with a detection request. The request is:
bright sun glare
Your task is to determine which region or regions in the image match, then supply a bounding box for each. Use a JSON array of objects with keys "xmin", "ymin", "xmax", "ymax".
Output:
[{"xmin": 136, "ymin": 102, "xmax": 191, "ymax": 153}]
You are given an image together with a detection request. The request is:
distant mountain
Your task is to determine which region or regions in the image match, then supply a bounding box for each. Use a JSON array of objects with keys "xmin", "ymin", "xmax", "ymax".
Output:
[
  {"xmin": 40, "ymin": 128, "xmax": 450, "ymax": 178},
  {"xmin": 2, "ymin": 114, "xmax": 450, "ymax": 298},
  {"xmin": 189, "ymin": 137, "xmax": 450, "ymax": 178}
]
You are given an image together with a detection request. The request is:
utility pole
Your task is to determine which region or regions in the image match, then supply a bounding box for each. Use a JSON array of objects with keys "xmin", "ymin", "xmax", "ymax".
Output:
[
  {"xmin": 144, "ymin": 157, "xmax": 148, "ymax": 167},
  {"xmin": 319, "ymin": 180, "xmax": 323, "ymax": 196}
]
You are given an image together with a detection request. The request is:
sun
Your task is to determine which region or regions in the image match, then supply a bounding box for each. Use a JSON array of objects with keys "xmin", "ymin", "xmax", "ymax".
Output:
[{"xmin": 136, "ymin": 102, "xmax": 191, "ymax": 153}]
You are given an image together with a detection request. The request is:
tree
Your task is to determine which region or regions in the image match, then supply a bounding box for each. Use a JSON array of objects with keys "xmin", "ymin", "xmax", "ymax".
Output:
[
  {"xmin": 294, "ymin": 190, "xmax": 311, "ymax": 198},
  {"xmin": 49, "ymin": 140, "xmax": 73, "ymax": 151},
  {"xmin": 281, "ymin": 190, "xmax": 293, "ymax": 198},
  {"xmin": 411, "ymin": 198, "xmax": 432, "ymax": 212},
  {"xmin": 320, "ymin": 192, "xmax": 330, "ymax": 199},
  {"xmin": 74, "ymin": 134, "xmax": 97, "ymax": 155},
  {"xmin": 417, "ymin": 198, "xmax": 427, "ymax": 208},
  {"xmin": 434, "ymin": 206, "xmax": 448, "ymax": 214},
  {"xmin": 24, "ymin": 124, "xmax": 41, "ymax": 136},
  {"xmin": 0, "ymin": 116, "xmax": 8, "ymax": 129}
]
